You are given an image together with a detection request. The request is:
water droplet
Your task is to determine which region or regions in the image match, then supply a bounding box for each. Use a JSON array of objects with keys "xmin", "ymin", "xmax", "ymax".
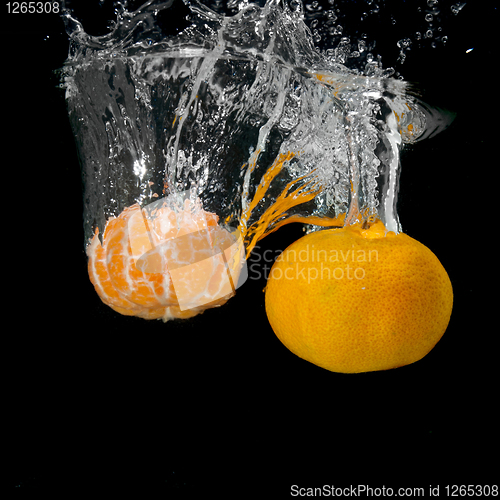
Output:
[
  {"xmin": 451, "ymin": 2, "xmax": 466, "ymax": 15},
  {"xmin": 305, "ymin": 1, "xmax": 321, "ymax": 11},
  {"xmin": 397, "ymin": 38, "xmax": 410, "ymax": 49}
]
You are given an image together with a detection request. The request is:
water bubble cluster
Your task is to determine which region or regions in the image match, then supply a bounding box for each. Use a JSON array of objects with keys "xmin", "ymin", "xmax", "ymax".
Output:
[
  {"xmin": 395, "ymin": 0, "xmax": 467, "ymax": 64},
  {"xmin": 292, "ymin": 0, "xmax": 468, "ymax": 72}
]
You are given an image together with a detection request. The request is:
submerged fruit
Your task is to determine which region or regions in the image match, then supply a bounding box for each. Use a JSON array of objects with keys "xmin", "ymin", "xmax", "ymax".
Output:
[
  {"xmin": 87, "ymin": 197, "xmax": 244, "ymax": 321},
  {"xmin": 265, "ymin": 220, "xmax": 453, "ymax": 373}
]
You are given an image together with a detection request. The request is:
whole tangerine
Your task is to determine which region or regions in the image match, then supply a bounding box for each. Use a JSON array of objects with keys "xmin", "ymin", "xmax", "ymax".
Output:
[{"xmin": 265, "ymin": 220, "xmax": 453, "ymax": 373}]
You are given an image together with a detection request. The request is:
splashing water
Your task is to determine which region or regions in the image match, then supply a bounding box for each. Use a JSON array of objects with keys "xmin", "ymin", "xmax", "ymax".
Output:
[{"xmin": 61, "ymin": 0, "xmax": 454, "ymax": 319}]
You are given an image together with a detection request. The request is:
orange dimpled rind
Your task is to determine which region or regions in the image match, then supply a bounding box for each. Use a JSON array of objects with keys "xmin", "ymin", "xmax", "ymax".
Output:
[{"xmin": 265, "ymin": 219, "xmax": 454, "ymax": 373}]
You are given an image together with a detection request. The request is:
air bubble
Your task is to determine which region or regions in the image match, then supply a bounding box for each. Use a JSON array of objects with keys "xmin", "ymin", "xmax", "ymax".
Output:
[
  {"xmin": 425, "ymin": 14, "xmax": 433, "ymax": 22},
  {"xmin": 451, "ymin": 2, "xmax": 466, "ymax": 15},
  {"xmin": 305, "ymin": 1, "xmax": 322, "ymax": 11},
  {"xmin": 397, "ymin": 38, "xmax": 412, "ymax": 49}
]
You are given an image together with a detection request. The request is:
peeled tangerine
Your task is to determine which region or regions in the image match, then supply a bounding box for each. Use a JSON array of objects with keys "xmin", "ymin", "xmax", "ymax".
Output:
[
  {"xmin": 87, "ymin": 196, "xmax": 244, "ymax": 321},
  {"xmin": 265, "ymin": 220, "xmax": 453, "ymax": 373}
]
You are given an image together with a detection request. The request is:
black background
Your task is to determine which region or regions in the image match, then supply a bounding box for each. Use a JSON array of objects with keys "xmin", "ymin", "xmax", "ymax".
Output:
[{"xmin": 3, "ymin": 0, "xmax": 498, "ymax": 495}]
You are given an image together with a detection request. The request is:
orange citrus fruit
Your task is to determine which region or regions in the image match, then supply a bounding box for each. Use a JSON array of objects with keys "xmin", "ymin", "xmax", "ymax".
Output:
[
  {"xmin": 87, "ymin": 197, "xmax": 243, "ymax": 321},
  {"xmin": 265, "ymin": 220, "xmax": 453, "ymax": 373}
]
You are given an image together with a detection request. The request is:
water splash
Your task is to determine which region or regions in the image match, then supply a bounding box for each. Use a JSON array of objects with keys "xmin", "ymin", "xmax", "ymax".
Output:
[{"xmin": 63, "ymin": 0, "xmax": 454, "ymax": 258}]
